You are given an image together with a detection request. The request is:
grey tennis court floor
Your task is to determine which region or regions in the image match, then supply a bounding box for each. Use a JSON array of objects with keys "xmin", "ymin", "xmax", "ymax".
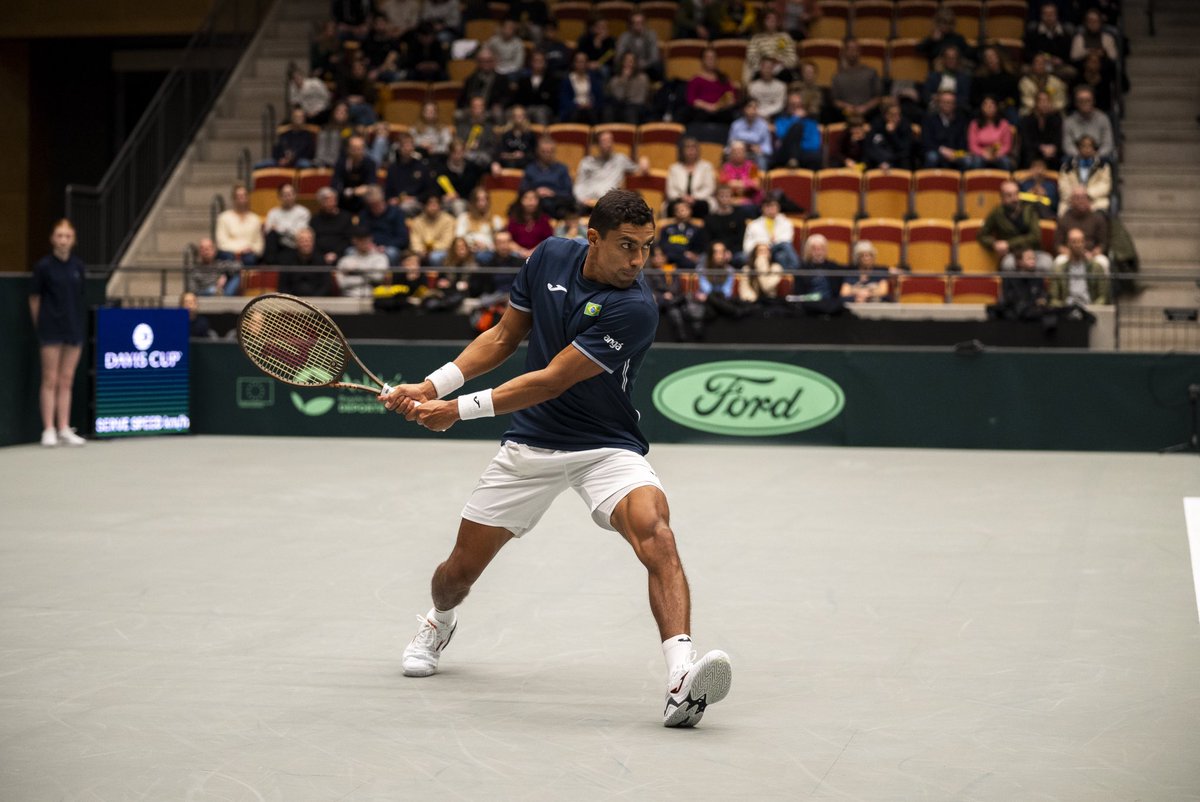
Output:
[{"xmin": 1, "ymin": 436, "xmax": 1198, "ymax": 801}]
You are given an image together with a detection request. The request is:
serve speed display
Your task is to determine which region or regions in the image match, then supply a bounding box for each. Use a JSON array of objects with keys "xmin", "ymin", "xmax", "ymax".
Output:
[{"xmin": 94, "ymin": 308, "xmax": 190, "ymax": 437}]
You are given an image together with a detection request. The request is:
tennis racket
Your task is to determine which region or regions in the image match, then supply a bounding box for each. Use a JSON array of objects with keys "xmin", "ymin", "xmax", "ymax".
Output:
[{"xmin": 237, "ymin": 293, "xmax": 395, "ymax": 395}]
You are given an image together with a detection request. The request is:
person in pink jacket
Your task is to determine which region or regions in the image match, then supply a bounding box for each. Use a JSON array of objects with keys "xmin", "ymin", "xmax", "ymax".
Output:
[{"xmin": 967, "ymin": 95, "xmax": 1015, "ymax": 171}]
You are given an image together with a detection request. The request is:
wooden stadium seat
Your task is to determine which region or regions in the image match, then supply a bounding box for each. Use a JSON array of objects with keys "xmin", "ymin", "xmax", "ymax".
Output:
[
  {"xmin": 296, "ymin": 167, "xmax": 334, "ymax": 211},
  {"xmin": 809, "ymin": 1, "xmax": 851, "ymax": 40},
  {"xmin": 250, "ymin": 168, "xmax": 296, "ymax": 217},
  {"xmin": 430, "ymin": 82, "xmax": 463, "ymax": 126},
  {"xmin": 626, "ymin": 170, "xmax": 669, "ymax": 216},
  {"xmin": 857, "ymin": 39, "xmax": 888, "ymax": 78},
  {"xmin": 944, "ymin": 0, "xmax": 982, "ymax": 41},
  {"xmin": 594, "ymin": 123, "xmax": 637, "ymax": 159},
  {"xmin": 240, "ymin": 269, "xmax": 280, "ymax": 297},
  {"xmin": 382, "ymin": 82, "xmax": 428, "ymax": 125},
  {"xmin": 464, "ymin": 18, "xmax": 498, "ymax": 41},
  {"xmin": 798, "ymin": 39, "xmax": 843, "ymax": 87},
  {"xmin": 955, "ymin": 220, "xmax": 999, "ymax": 273},
  {"xmin": 804, "ymin": 218, "xmax": 854, "ymax": 265},
  {"xmin": 484, "ymin": 169, "xmax": 524, "ymax": 220},
  {"xmin": 895, "ymin": 0, "xmax": 939, "ymax": 39},
  {"xmin": 864, "ymin": 169, "xmax": 912, "ymax": 219},
  {"xmin": 897, "ymin": 274, "xmax": 947, "ymax": 303},
  {"xmin": 596, "ymin": 1, "xmax": 636, "ymax": 38},
  {"xmin": 822, "ymin": 122, "xmax": 845, "ymax": 166},
  {"xmin": 815, "ymin": 168, "xmax": 863, "ymax": 219},
  {"xmin": 886, "ymin": 38, "xmax": 927, "ymax": 84},
  {"xmin": 766, "ymin": 169, "xmax": 815, "ymax": 215},
  {"xmin": 852, "ymin": 1, "xmax": 894, "ymax": 40},
  {"xmin": 554, "ymin": 2, "xmax": 591, "ymax": 42},
  {"xmin": 904, "ymin": 218, "xmax": 954, "ymax": 272},
  {"xmin": 713, "ymin": 39, "xmax": 748, "ymax": 83},
  {"xmin": 447, "ymin": 59, "xmax": 475, "ymax": 82},
  {"xmin": 546, "ymin": 123, "xmax": 592, "ymax": 177},
  {"xmin": 913, "ymin": 169, "xmax": 962, "ymax": 220},
  {"xmin": 950, "ymin": 275, "xmax": 1001, "ymax": 304},
  {"xmin": 855, "ymin": 218, "xmax": 905, "ymax": 269},
  {"xmin": 962, "ymin": 169, "xmax": 1010, "ymax": 220},
  {"xmin": 698, "ymin": 141, "xmax": 726, "ymax": 171},
  {"xmin": 664, "ymin": 39, "xmax": 707, "ymax": 81},
  {"xmin": 1039, "ymin": 219, "xmax": 1057, "ymax": 253},
  {"xmin": 984, "ymin": 0, "xmax": 1029, "ymax": 41},
  {"xmin": 641, "ymin": 1, "xmax": 676, "ymax": 41},
  {"xmin": 637, "ymin": 123, "xmax": 685, "ymax": 172}
]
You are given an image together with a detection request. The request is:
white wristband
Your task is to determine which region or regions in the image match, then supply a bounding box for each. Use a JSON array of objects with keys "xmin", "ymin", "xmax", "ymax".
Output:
[
  {"xmin": 457, "ymin": 389, "xmax": 495, "ymax": 420},
  {"xmin": 425, "ymin": 362, "xmax": 465, "ymax": 398}
]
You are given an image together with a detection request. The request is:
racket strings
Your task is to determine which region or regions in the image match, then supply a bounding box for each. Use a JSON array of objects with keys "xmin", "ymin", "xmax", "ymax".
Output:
[{"xmin": 240, "ymin": 297, "xmax": 348, "ymax": 385}]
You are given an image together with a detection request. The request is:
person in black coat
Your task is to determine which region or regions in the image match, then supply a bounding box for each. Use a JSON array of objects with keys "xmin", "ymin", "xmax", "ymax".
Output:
[
  {"xmin": 921, "ymin": 91, "xmax": 975, "ymax": 170},
  {"xmin": 865, "ymin": 101, "xmax": 915, "ymax": 169},
  {"xmin": 511, "ymin": 51, "xmax": 559, "ymax": 125},
  {"xmin": 278, "ymin": 227, "xmax": 336, "ymax": 296},
  {"xmin": 310, "ymin": 188, "xmax": 355, "ymax": 266}
]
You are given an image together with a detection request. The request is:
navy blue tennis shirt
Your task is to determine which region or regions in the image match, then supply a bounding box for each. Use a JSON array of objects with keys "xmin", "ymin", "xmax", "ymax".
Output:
[{"xmin": 502, "ymin": 236, "xmax": 658, "ymax": 455}]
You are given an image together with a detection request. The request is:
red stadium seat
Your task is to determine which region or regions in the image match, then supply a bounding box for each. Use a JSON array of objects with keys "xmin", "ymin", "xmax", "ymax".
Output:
[
  {"xmin": 766, "ymin": 169, "xmax": 815, "ymax": 215},
  {"xmin": 897, "ymin": 274, "xmax": 947, "ymax": 303},
  {"xmin": 554, "ymin": 2, "xmax": 592, "ymax": 42},
  {"xmin": 664, "ymin": 39, "xmax": 707, "ymax": 81},
  {"xmin": 593, "ymin": 123, "xmax": 637, "ymax": 160},
  {"xmin": 955, "ymin": 220, "xmax": 999, "ymax": 273},
  {"xmin": 852, "ymin": 1, "xmax": 894, "ymax": 40},
  {"xmin": 798, "ymin": 39, "xmax": 843, "ymax": 87},
  {"xmin": 596, "ymin": 1, "xmax": 636, "ymax": 38},
  {"xmin": 625, "ymin": 170, "xmax": 668, "ymax": 217},
  {"xmin": 809, "ymin": 1, "xmax": 851, "ymax": 40},
  {"xmin": 985, "ymin": 1, "xmax": 1029, "ymax": 41},
  {"xmin": 296, "ymin": 167, "xmax": 334, "ymax": 211},
  {"xmin": 640, "ymin": 1, "xmax": 677, "ymax": 42},
  {"xmin": 950, "ymin": 275, "xmax": 1001, "ymax": 304},
  {"xmin": 962, "ymin": 169, "xmax": 1010, "ymax": 221},
  {"xmin": 895, "ymin": 0, "xmax": 939, "ymax": 39},
  {"xmin": 944, "ymin": 0, "xmax": 982, "ymax": 41},
  {"xmin": 430, "ymin": 82, "xmax": 463, "ymax": 126},
  {"xmin": 1039, "ymin": 219, "xmax": 1057, "ymax": 253},
  {"xmin": 886, "ymin": 38, "xmax": 927, "ymax": 84},
  {"xmin": 857, "ymin": 38, "xmax": 888, "ymax": 77},
  {"xmin": 863, "ymin": 169, "xmax": 912, "ymax": 219},
  {"xmin": 713, "ymin": 39, "xmax": 748, "ymax": 83},
  {"xmin": 855, "ymin": 218, "xmax": 905, "ymax": 269},
  {"xmin": 637, "ymin": 123, "xmax": 685, "ymax": 172},
  {"xmin": 546, "ymin": 123, "xmax": 592, "ymax": 178},
  {"xmin": 382, "ymin": 82, "xmax": 428, "ymax": 125},
  {"xmin": 905, "ymin": 219, "xmax": 954, "ymax": 272},
  {"xmin": 484, "ymin": 169, "xmax": 523, "ymax": 220},
  {"xmin": 250, "ymin": 168, "xmax": 296, "ymax": 217},
  {"xmin": 913, "ymin": 169, "xmax": 962, "ymax": 220},
  {"xmin": 804, "ymin": 218, "xmax": 854, "ymax": 265},
  {"xmin": 815, "ymin": 168, "xmax": 863, "ymax": 219}
]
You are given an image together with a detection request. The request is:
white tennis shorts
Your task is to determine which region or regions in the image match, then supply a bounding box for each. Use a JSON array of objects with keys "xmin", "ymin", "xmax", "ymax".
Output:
[{"xmin": 461, "ymin": 441, "xmax": 664, "ymax": 537}]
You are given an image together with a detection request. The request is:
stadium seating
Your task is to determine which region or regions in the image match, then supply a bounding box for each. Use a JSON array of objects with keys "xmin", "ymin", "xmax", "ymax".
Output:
[
  {"xmin": 766, "ymin": 169, "xmax": 815, "ymax": 214},
  {"xmin": 640, "ymin": 1, "xmax": 676, "ymax": 41},
  {"xmin": 383, "ymin": 82, "xmax": 427, "ymax": 125},
  {"xmin": 637, "ymin": 123, "xmax": 685, "ymax": 171},
  {"xmin": 484, "ymin": 169, "xmax": 523, "ymax": 220},
  {"xmin": 250, "ymin": 168, "xmax": 295, "ymax": 217},
  {"xmin": 805, "ymin": 218, "xmax": 855, "ymax": 264},
  {"xmin": 626, "ymin": 170, "xmax": 669, "ymax": 217},
  {"xmin": 1039, "ymin": 219, "xmax": 1057, "ymax": 253},
  {"xmin": 296, "ymin": 167, "xmax": 333, "ymax": 210},
  {"xmin": 895, "ymin": 0, "xmax": 939, "ymax": 39},
  {"xmin": 897, "ymin": 274, "xmax": 948, "ymax": 303},
  {"xmin": 546, "ymin": 123, "xmax": 591, "ymax": 177},
  {"xmin": 430, "ymin": 82, "xmax": 463, "ymax": 126},
  {"xmin": 798, "ymin": 39, "xmax": 843, "ymax": 86},
  {"xmin": 944, "ymin": 0, "xmax": 983, "ymax": 41},
  {"xmin": 856, "ymin": 218, "xmax": 905, "ymax": 269},
  {"xmin": 809, "ymin": 1, "xmax": 851, "ymax": 40},
  {"xmin": 961, "ymin": 169, "xmax": 1010, "ymax": 220},
  {"xmin": 950, "ymin": 275, "xmax": 1001, "ymax": 304},
  {"xmin": 886, "ymin": 38, "xmax": 927, "ymax": 83},
  {"xmin": 554, "ymin": 2, "xmax": 591, "ymax": 41},
  {"xmin": 913, "ymin": 170, "xmax": 962, "ymax": 219},
  {"xmin": 664, "ymin": 39, "xmax": 707, "ymax": 81},
  {"xmin": 985, "ymin": 0, "xmax": 1029, "ymax": 40},
  {"xmin": 955, "ymin": 220, "xmax": 999, "ymax": 273},
  {"xmin": 905, "ymin": 219, "xmax": 954, "ymax": 272},
  {"xmin": 713, "ymin": 39, "xmax": 748, "ymax": 82},
  {"xmin": 857, "ymin": 38, "xmax": 888, "ymax": 77},
  {"xmin": 815, "ymin": 168, "xmax": 863, "ymax": 218},
  {"xmin": 596, "ymin": 1, "xmax": 636, "ymax": 37},
  {"xmin": 594, "ymin": 123, "xmax": 637, "ymax": 159},
  {"xmin": 864, "ymin": 169, "xmax": 912, "ymax": 219},
  {"xmin": 852, "ymin": 2, "xmax": 894, "ymax": 40}
]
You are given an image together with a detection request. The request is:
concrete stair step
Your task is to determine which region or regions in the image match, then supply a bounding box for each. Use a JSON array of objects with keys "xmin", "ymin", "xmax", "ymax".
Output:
[
  {"xmin": 183, "ymin": 183, "xmax": 234, "ymax": 206},
  {"xmin": 1123, "ymin": 83, "xmax": 1200, "ymax": 102},
  {"xmin": 1122, "ymin": 141, "xmax": 1200, "ymax": 163},
  {"xmin": 209, "ymin": 117, "xmax": 266, "ymax": 138},
  {"xmin": 158, "ymin": 208, "xmax": 214, "ymax": 229},
  {"xmin": 252, "ymin": 57, "xmax": 294, "ymax": 81},
  {"xmin": 1137, "ymin": 261, "xmax": 1200, "ymax": 279},
  {"xmin": 201, "ymin": 139, "xmax": 258, "ymax": 162},
  {"xmin": 260, "ymin": 39, "xmax": 308, "ymax": 58},
  {"xmin": 1122, "ymin": 235, "xmax": 1200, "ymax": 263},
  {"xmin": 190, "ymin": 162, "xmax": 240, "ymax": 183},
  {"xmin": 273, "ymin": 20, "xmax": 312, "ymax": 39},
  {"xmin": 1119, "ymin": 102, "xmax": 1195, "ymax": 123},
  {"xmin": 1121, "ymin": 285, "xmax": 1199, "ymax": 309},
  {"xmin": 126, "ymin": 251, "xmax": 191, "ymax": 267},
  {"xmin": 1120, "ymin": 123, "xmax": 1200, "ymax": 143},
  {"xmin": 1121, "ymin": 185, "xmax": 1200, "ymax": 213},
  {"xmin": 218, "ymin": 95, "xmax": 284, "ymax": 119},
  {"xmin": 155, "ymin": 228, "xmax": 204, "ymax": 255}
]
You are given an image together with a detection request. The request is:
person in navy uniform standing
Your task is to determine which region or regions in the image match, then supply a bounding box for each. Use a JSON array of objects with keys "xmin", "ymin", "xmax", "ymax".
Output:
[
  {"xmin": 380, "ymin": 190, "xmax": 732, "ymax": 727},
  {"xmin": 29, "ymin": 219, "xmax": 88, "ymax": 447}
]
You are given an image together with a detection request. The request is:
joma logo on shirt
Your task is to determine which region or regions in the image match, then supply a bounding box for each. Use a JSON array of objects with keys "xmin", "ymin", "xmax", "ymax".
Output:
[{"xmin": 604, "ymin": 335, "xmax": 623, "ymax": 351}]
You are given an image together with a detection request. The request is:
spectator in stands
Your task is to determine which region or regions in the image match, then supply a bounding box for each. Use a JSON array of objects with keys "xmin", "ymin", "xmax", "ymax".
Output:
[
  {"xmin": 495, "ymin": 105, "xmax": 538, "ymax": 169},
  {"xmin": 667, "ymin": 137, "xmax": 717, "ymax": 219},
  {"xmin": 720, "ymin": 141, "xmax": 764, "ymax": 207},
  {"xmin": 674, "ymin": 0, "xmax": 712, "ymax": 41},
  {"xmin": 865, "ymin": 99, "xmax": 915, "ymax": 170},
  {"xmin": 650, "ymin": 246, "xmax": 706, "ymax": 342},
  {"xmin": 456, "ymin": 186, "xmax": 503, "ymax": 264},
  {"xmin": 773, "ymin": 92, "xmax": 822, "ymax": 171},
  {"xmin": 573, "ymin": 130, "xmax": 645, "ymax": 209},
  {"xmin": 746, "ymin": 57, "xmax": 788, "ymax": 119},
  {"xmin": 1019, "ymin": 53, "xmax": 1069, "ymax": 116},
  {"xmin": 841, "ymin": 241, "xmax": 891, "ymax": 303},
  {"xmin": 739, "ymin": 242, "xmax": 784, "ymax": 304},
  {"xmin": 311, "ymin": 20, "xmax": 341, "ymax": 79},
  {"xmin": 315, "ymin": 101, "xmax": 352, "ymax": 167},
  {"xmin": 779, "ymin": 0, "xmax": 812, "ymax": 40},
  {"xmin": 400, "ymin": 21, "xmax": 447, "ymax": 82},
  {"xmin": 268, "ymin": 106, "xmax": 316, "ymax": 169},
  {"xmin": 337, "ymin": 56, "xmax": 379, "ymax": 126},
  {"xmin": 476, "ymin": 229, "xmax": 524, "ymax": 296},
  {"xmin": 728, "ymin": 100, "xmax": 774, "ymax": 170},
  {"xmin": 705, "ymin": 183, "xmax": 751, "ymax": 264},
  {"xmin": 1025, "ymin": 3, "xmax": 1075, "ymax": 81},
  {"xmin": 968, "ymin": 96, "xmax": 1016, "ymax": 170},
  {"xmin": 188, "ymin": 237, "xmax": 239, "ymax": 296},
  {"xmin": 972, "ymin": 46, "xmax": 1021, "ymax": 124},
  {"xmin": 1050, "ymin": 227, "xmax": 1111, "ymax": 306},
  {"xmin": 385, "ymin": 132, "xmax": 434, "ymax": 213},
  {"xmin": 332, "ymin": 135, "xmax": 378, "ymax": 214},
  {"xmin": 215, "ymin": 183, "xmax": 264, "ymax": 266},
  {"xmin": 831, "ymin": 39, "xmax": 883, "ymax": 124},
  {"xmin": 559, "ymin": 50, "xmax": 605, "ymax": 124},
  {"xmin": 362, "ymin": 17, "xmax": 401, "ymax": 73},
  {"xmin": 1072, "ymin": 52, "xmax": 1115, "ymax": 115},
  {"xmin": 979, "ymin": 180, "xmax": 1054, "ymax": 273},
  {"xmin": 1062, "ymin": 87, "xmax": 1114, "ymax": 160},
  {"xmin": 460, "ymin": 48, "xmax": 509, "ymax": 117},
  {"xmin": 380, "ymin": 0, "xmax": 421, "ymax": 38},
  {"xmin": 604, "ymin": 52, "xmax": 651, "ymax": 125},
  {"xmin": 577, "ymin": 18, "xmax": 616, "ymax": 74},
  {"xmin": 179, "ymin": 291, "xmax": 214, "ymax": 339},
  {"xmin": 686, "ymin": 48, "xmax": 739, "ymax": 125},
  {"xmin": 263, "ymin": 183, "xmax": 311, "ymax": 263},
  {"xmin": 1018, "ymin": 158, "xmax": 1060, "ymax": 219},
  {"xmin": 922, "ymin": 91, "xmax": 977, "ymax": 170},
  {"xmin": 411, "ymin": 101, "xmax": 453, "ymax": 159},
  {"xmin": 311, "ymin": 186, "xmax": 355, "ymax": 265},
  {"xmin": 366, "ymin": 121, "xmax": 394, "ymax": 166},
  {"xmin": 1019, "ymin": 90, "xmax": 1064, "ymax": 169},
  {"xmin": 361, "ymin": 185, "xmax": 409, "ymax": 265},
  {"xmin": 512, "ymin": 50, "xmax": 558, "ymax": 126},
  {"xmin": 435, "ymin": 140, "xmax": 484, "ymax": 214},
  {"xmin": 917, "ymin": 7, "xmax": 974, "ymax": 66},
  {"xmin": 922, "ymin": 46, "xmax": 972, "ymax": 112},
  {"xmin": 707, "ymin": 0, "xmax": 756, "ymax": 38},
  {"xmin": 520, "ymin": 136, "xmax": 574, "ymax": 218},
  {"xmin": 998, "ymin": 246, "xmax": 1051, "ymax": 319},
  {"xmin": 743, "ymin": 194, "xmax": 800, "ymax": 272},
  {"xmin": 616, "ymin": 12, "xmax": 662, "ymax": 81},
  {"xmin": 701, "ymin": 241, "xmax": 750, "ymax": 320},
  {"xmin": 444, "ymin": 236, "xmax": 478, "ymax": 274},
  {"xmin": 511, "ymin": 0, "xmax": 549, "ymax": 40},
  {"xmin": 743, "ymin": 10, "xmax": 798, "ymax": 85},
  {"xmin": 337, "ymin": 227, "xmax": 390, "ymax": 297},
  {"xmin": 1055, "ymin": 186, "xmax": 1111, "ymax": 273},
  {"xmin": 537, "ymin": 20, "xmax": 572, "ymax": 77},
  {"xmin": 278, "ymin": 227, "xmax": 335, "ymax": 296},
  {"xmin": 409, "ymin": 194, "xmax": 456, "ymax": 265},
  {"xmin": 1071, "ymin": 9, "xmax": 1119, "ymax": 71},
  {"xmin": 506, "ymin": 188, "xmax": 554, "ymax": 258},
  {"xmin": 828, "ymin": 114, "xmax": 869, "ymax": 170},
  {"xmin": 288, "ymin": 66, "xmax": 331, "ymax": 124},
  {"xmin": 456, "ymin": 96, "xmax": 500, "ymax": 168},
  {"xmin": 658, "ymin": 200, "xmax": 708, "ymax": 272},
  {"xmin": 486, "ymin": 19, "xmax": 526, "ymax": 76},
  {"xmin": 332, "ymin": 0, "xmax": 371, "ymax": 41},
  {"xmin": 420, "ymin": 0, "xmax": 462, "ymax": 43},
  {"xmin": 797, "ymin": 234, "xmax": 838, "ymax": 301},
  {"xmin": 794, "ymin": 60, "xmax": 826, "ymax": 122},
  {"xmin": 554, "ymin": 203, "xmax": 589, "ymax": 244}
]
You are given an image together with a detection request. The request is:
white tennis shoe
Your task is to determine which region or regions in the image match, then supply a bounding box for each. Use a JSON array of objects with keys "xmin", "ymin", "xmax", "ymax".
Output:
[
  {"xmin": 663, "ymin": 649, "xmax": 732, "ymax": 728},
  {"xmin": 57, "ymin": 428, "xmax": 86, "ymax": 446},
  {"xmin": 402, "ymin": 611, "xmax": 457, "ymax": 677},
  {"xmin": 40, "ymin": 428, "xmax": 58, "ymax": 447}
]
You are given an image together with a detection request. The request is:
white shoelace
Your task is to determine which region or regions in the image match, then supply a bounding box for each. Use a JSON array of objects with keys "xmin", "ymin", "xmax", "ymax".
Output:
[{"xmin": 411, "ymin": 615, "xmax": 441, "ymax": 649}]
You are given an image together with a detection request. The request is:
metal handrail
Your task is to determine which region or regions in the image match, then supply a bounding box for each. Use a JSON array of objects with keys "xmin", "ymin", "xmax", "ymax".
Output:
[
  {"xmin": 209, "ymin": 193, "xmax": 227, "ymax": 240},
  {"xmin": 261, "ymin": 103, "xmax": 277, "ymax": 161}
]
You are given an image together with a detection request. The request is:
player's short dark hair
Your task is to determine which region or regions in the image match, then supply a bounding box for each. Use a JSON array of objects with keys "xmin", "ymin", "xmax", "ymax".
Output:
[{"xmin": 588, "ymin": 190, "xmax": 653, "ymax": 238}]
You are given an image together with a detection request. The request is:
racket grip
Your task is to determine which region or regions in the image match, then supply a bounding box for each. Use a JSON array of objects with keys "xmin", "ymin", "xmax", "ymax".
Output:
[{"xmin": 381, "ymin": 383, "xmax": 392, "ymax": 394}]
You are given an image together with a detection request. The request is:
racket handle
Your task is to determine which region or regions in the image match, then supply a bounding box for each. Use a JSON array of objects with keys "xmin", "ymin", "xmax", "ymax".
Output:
[{"xmin": 379, "ymin": 384, "xmax": 420, "ymax": 408}]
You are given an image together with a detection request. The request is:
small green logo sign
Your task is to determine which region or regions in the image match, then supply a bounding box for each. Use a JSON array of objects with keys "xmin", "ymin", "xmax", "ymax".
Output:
[
  {"xmin": 291, "ymin": 391, "xmax": 335, "ymax": 416},
  {"xmin": 651, "ymin": 360, "xmax": 844, "ymax": 436},
  {"xmin": 237, "ymin": 377, "xmax": 274, "ymax": 409},
  {"xmin": 584, "ymin": 302, "xmax": 602, "ymax": 317}
]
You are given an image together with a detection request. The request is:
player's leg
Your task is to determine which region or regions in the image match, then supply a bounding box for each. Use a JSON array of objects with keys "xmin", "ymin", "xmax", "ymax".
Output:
[
  {"xmin": 38, "ymin": 345, "xmax": 62, "ymax": 444},
  {"xmin": 431, "ymin": 519, "xmax": 513, "ymax": 611},
  {"xmin": 55, "ymin": 345, "xmax": 86, "ymax": 444}
]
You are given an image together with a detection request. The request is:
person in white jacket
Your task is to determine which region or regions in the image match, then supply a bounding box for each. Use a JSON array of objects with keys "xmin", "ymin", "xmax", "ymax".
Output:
[
  {"xmin": 665, "ymin": 137, "xmax": 716, "ymax": 217},
  {"xmin": 741, "ymin": 195, "xmax": 799, "ymax": 272}
]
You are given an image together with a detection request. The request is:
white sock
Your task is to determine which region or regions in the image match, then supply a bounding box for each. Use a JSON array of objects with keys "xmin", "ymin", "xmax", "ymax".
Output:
[
  {"xmin": 662, "ymin": 634, "xmax": 693, "ymax": 673},
  {"xmin": 429, "ymin": 606, "xmax": 455, "ymax": 627}
]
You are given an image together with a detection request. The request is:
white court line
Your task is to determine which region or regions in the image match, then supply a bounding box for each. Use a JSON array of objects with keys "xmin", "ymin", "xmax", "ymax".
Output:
[{"xmin": 1185, "ymin": 498, "xmax": 1200, "ymax": 625}]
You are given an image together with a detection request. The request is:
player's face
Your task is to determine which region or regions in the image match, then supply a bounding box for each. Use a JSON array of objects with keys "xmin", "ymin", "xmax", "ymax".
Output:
[{"xmin": 588, "ymin": 223, "xmax": 656, "ymax": 288}]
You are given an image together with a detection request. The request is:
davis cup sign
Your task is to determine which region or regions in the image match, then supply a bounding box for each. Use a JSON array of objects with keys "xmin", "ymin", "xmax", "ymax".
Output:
[{"xmin": 651, "ymin": 360, "xmax": 844, "ymax": 436}]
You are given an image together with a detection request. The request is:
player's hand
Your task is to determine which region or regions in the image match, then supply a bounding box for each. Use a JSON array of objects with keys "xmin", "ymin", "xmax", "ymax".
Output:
[
  {"xmin": 379, "ymin": 381, "xmax": 435, "ymax": 416},
  {"xmin": 412, "ymin": 399, "xmax": 459, "ymax": 432}
]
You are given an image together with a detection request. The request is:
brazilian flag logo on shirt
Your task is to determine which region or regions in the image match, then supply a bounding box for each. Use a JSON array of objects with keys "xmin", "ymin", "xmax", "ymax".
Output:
[{"xmin": 584, "ymin": 302, "xmax": 602, "ymax": 317}]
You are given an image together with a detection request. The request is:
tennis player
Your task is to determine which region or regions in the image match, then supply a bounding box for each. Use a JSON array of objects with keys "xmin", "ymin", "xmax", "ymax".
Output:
[{"xmin": 379, "ymin": 190, "xmax": 731, "ymax": 727}]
